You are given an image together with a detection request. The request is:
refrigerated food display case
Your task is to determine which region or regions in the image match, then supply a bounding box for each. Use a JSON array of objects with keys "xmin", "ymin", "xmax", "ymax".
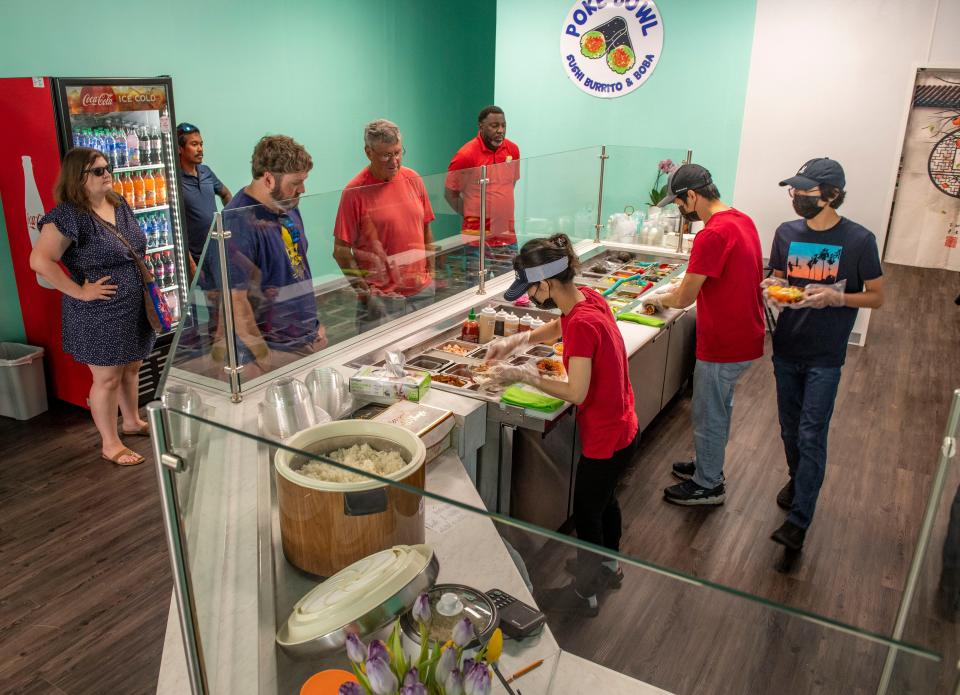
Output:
[{"xmin": 0, "ymin": 76, "xmax": 188, "ymax": 406}]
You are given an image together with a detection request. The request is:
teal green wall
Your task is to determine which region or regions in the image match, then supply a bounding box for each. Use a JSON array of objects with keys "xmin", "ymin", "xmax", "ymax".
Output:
[
  {"xmin": 0, "ymin": 0, "xmax": 496, "ymax": 336},
  {"xmin": 494, "ymin": 0, "xmax": 756, "ymax": 216}
]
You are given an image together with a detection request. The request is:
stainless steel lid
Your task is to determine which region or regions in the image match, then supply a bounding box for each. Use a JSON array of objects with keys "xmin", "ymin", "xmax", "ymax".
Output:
[{"xmin": 277, "ymin": 544, "xmax": 438, "ymax": 658}]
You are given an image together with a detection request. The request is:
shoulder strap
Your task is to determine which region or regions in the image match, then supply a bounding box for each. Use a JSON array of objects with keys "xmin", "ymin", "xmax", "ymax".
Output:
[{"xmin": 94, "ymin": 211, "xmax": 155, "ymax": 284}]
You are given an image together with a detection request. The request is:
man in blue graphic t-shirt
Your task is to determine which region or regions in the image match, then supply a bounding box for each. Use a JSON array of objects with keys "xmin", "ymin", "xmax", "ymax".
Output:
[
  {"xmin": 762, "ymin": 158, "xmax": 884, "ymax": 552},
  {"xmin": 205, "ymin": 135, "xmax": 326, "ymax": 376}
]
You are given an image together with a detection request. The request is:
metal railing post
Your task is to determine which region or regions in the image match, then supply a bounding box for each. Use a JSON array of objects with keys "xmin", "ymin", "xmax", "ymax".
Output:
[
  {"xmin": 148, "ymin": 401, "xmax": 209, "ymax": 695},
  {"xmin": 677, "ymin": 148, "xmax": 693, "ymax": 253},
  {"xmin": 210, "ymin": 213, "xmax": 242, "ymax": 402},
  {"xmin": 476, "ymin": 165, "xmax": 489, "ymax": 295},
  {"xmin": 875, "ymin": 389, "xmax": 960, "ymax": 694},
  {"xmin": 595, "ymin": 145, "xmax": 609, "ymax": 243}
]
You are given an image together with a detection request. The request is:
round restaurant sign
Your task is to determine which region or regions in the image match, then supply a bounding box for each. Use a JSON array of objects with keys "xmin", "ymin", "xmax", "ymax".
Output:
[{"xmin": 560, "ymin": 0, "xmax": 664, "ymax": 99}]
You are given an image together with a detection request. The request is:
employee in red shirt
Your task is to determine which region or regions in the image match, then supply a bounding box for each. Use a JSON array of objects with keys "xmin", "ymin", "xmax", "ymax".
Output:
[
  {"xmin": 649, "ymin": 164, "xmax": 765, "ymax": 506},
  {"xmin": 444, "ymin": 105, "xmax": 520, "ymax": 279},
  {"xmin": 488, "ymin": 234, "xmax": 639, "ymax": 617},
  {"xmin": 333, "ymin": 119, "xmax": 436, "ymax": 333}
]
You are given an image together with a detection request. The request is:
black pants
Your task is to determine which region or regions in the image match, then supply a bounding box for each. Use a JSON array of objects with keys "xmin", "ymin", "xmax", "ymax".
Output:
[{"xmin": 573, "ymin": 433, "xmax": 639, "ymax": 594}]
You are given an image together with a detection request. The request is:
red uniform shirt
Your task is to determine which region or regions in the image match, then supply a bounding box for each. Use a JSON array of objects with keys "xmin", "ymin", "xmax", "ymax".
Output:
[
  {"xmin": 334, "ymin": 166, "xmax": 435, "ymax": 297},
  {"xmin": 686, "ymin": 208, "xmax": 765, "ymax": 363},
  {"xmin": 445, "ymin": 134, "xmax": 520, "ymax": 246},
  {"xmin": 561, "ymin": 287, "xmax": 639, "ymax": 459}
]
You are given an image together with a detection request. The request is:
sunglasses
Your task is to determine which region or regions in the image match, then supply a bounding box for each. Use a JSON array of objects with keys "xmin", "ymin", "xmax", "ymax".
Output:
[
  {"xmin": 83, "ymin": 165, "xmax": 113, "ymax": 177},
  {"xmin": 177, "ymin": 122, "xmax": 199, "ymax": 134}
]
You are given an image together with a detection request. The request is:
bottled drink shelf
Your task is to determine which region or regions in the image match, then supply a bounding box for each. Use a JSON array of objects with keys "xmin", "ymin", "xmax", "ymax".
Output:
[
  {"xmin": 114, "ymin": 163, "xmax": 165, "ymax": 174},
  {"xmin": 161, "ymin": 284, "xmax": 180, "ymax": 292},
  {"xmin": 133, "ymin": 204, "xmax": 170, "ymax": 215},
  {"xmin": 146, "ymin": 244, "xmax": 174, "ymax": 254}
]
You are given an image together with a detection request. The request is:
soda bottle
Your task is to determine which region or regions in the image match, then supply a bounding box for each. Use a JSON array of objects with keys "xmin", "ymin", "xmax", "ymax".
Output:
[
  {"xmin": 22, "ymin": 156, "xmax": 55, "ymax": 289},
  {"xmin": 153, "ymin": 170, "xmax": 167, "ymax": 205},
  {"xmin": 163, "ymin": 252, "xmax": 176, "ymax": 286},
  {"xmin": 138, "ymin": 127, "xmax": 151, "ymax": 166},
  {"xmin": 153, "ymin": 253, "xmax": 165, "ymax": 285},
  {"xmin": 151, "ymin": 128, "xmax": 163, "ymax": 164},
  {"xmin": 143, "ymin": 171, "xmax": 156, "ymax": 208},
  {"xmin": 159, "ymin": 213, "xmax": 170, "ymax": 245},
  {"xmin": 126, "ymin": 127, "xmax": 140, "ymax": 166},
  {"xmin": 133, "ymin": 172, "xmax": 146, "ymax": 209},
  {"xmin": 143, "ymin": 253, "xmax": 154, "ymax": 276},
  {"xmin": 142, "ymin": 215, "xmax": 153, "ymax": 248},
  {"xmin": 72, "ymin": 130, "xmax": 83, "ymax": 149},
  {"xmin": 120, "ymin": 173, "xmax": 135, "ymax": 208},
  {"xmin": 113, "ymin": 128, "xmax": 127, "ymax": 168},
  {"xmin": 112, "ymin": 173, "xmax": 124, "ymax": 197}
]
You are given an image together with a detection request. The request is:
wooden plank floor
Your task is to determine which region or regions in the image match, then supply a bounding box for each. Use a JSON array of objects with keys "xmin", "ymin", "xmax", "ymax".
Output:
[{"xmin": 0, "ymin": 262, "xmax": 957, "ymax": 694}]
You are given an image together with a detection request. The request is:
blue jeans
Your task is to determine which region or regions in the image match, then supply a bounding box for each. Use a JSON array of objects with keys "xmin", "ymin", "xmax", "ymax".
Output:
[
  {"xmin": 772, "ymin": 356, "xmax": 842, "ymax": 529},
  {"xmin": 691, "ymin": 359, "xmax": 753, "ymax": 488}
]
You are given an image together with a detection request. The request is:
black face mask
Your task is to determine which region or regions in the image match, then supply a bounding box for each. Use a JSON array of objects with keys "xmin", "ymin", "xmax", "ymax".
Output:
[
  {"xmin": 792, "ymin": 194, "xmax": 823, "ymax": 219},
  {"xmin": 530, "ymin": 283, "xmax": 557, "ymax": 310},
  {"xmin": 677, "ymin": 194, "xmax": 700, "ymax": 222}
]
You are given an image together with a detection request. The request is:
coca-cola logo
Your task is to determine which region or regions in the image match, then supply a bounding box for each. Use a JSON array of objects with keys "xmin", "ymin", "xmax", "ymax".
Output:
[{"xmin": 81, "ymin": 92, "xmax": 114, "ymax": 107}]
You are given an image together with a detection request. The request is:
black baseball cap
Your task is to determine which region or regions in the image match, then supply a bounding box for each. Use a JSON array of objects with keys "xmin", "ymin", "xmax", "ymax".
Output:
[
  {"xmin": 657, "ymin": 163, "xmax": 713, "ymax": 206},
  {"xmin": 780, "ymin": 158, "xmax": 845, "ymax": 190}
]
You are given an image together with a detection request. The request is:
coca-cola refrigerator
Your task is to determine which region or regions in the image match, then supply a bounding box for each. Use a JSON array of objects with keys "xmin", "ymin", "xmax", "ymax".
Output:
[{"xmin": 0, "ymin": 76, "xmax": 188, "ymax": 408}]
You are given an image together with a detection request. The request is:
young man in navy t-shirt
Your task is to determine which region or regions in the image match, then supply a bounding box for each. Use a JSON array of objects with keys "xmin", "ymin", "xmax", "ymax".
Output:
[{"xmin": 763, "ymin": 158, "xmax": 884, "ymax": 551}]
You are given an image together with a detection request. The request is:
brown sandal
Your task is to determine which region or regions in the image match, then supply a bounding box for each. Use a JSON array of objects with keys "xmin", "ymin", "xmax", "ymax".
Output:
[
  {"xmin": 101, "ymin": 447, "xmax": 145, "ymax": 466},
  {"xmin": 121, "ymin": 423, "xmax": 150, "ymax": 437}
]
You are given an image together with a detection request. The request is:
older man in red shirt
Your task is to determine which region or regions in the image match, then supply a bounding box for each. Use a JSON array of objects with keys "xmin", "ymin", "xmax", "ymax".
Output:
[
  {"xmin": 333, "ymin": 119, "xmax": 436, "ymax": 333},
  {"xmin": 444, "ymin": 105, "xmax": 520, "ymax": 279}
]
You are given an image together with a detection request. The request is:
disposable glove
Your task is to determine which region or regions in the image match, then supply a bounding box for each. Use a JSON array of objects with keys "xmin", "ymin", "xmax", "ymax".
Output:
[{"xmin": 485, "ymin": 331, "xmax": 530, "ymax": 362}]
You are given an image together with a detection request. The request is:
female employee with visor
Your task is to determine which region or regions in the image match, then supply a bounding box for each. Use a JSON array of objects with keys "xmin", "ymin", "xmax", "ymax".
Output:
[{"xmin": 487, "ymin": 234, "xmax": 639, "ymax": 616}]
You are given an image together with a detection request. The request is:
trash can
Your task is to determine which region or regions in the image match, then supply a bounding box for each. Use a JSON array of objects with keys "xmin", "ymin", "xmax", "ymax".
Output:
[{"xmin": 0, "ymin": 343, "xmax": 48, "ymax": 420}]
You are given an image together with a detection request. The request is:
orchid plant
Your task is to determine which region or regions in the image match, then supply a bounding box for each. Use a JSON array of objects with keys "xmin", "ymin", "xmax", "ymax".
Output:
[
  {"xmin": 340, "ymin": 593, "xmax": 504, "ymax": 695},
  {"xmin": 648, "ymin": 158, "xmax": 677, "ymax": 206}
]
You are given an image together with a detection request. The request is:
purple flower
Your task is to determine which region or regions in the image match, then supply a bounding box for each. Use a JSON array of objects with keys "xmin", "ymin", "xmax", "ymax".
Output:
[
  {"xmin": 339, "ymin": 683, "xmax": 362, "ymax": 695},
  {"xmin": 435, "ymin": 646, "xmax": 457, "ymax": 684},
  {"xmin": 400, "ymin": 683, "xmax": 427, "ymax": 695},
  {"xmin": 367, "ymin": 639, "xmax": 389, "ymax": 663},
  {"xmin": 658, "ymin": 159, "xmax": 675, "ymax": 174},
  {"xmin": 403, "ymin": 668, "xmax": 419, "ymax": 687},
  {"xmin": 365, "ymin": 657, "xmax": 398, "ymax": 695},
  {"xmin": 412, "ymin": 593, "xmax": 431, "ymax": 625},
  {"xmin": 463, "ymin": 660, "xmax": 492, "ymax": 695},
  {"xmin": 345, "ymin": 633, "xmax": 366, "ymax": 664},
  {"xmin": 444, "ymin": 667, "xmax": 464, "ymax": 695},
  {"xmin": 452, "ymin": 617, "xmax": 474, "ymax": 647}
]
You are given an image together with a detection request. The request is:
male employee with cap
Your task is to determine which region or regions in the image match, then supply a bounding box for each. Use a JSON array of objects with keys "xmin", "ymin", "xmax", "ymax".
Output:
[
  {"xmin": 650, "ymin": 163, "xmax": 765, "ymax": 506},
  {"xmin": 762, "ymin": 158, "xmax": 883, "ymax": 551}
]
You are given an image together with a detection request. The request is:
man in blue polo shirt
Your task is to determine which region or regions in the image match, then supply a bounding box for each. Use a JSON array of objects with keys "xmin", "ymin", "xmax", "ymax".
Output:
[{"xmin": 178, "ymin": 122, "xmax": 232, "ymax": 263}]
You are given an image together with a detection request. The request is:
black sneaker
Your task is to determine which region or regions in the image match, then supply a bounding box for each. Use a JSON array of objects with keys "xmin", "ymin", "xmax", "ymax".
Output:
[
  {"xmin": 771, "ymin": 520, "xmax": 806, "ymax": 550},
  {"xmin": 663, "ymin": 479, "xmax": 725, "ymax": 506},
  {"xmin": 538, "ymin": 582, "xmax": 600, "ymax": 618},
  {"xmin": 564, "ymin": 558, "xmax": 624, "ymax": 590},
  {"xmin": 672, "ymin": 461, "xmax": 724, "ymax": 483},
  {"xmin": 776, "ymin": 479, "xmax": 795, "ymax": 511}
]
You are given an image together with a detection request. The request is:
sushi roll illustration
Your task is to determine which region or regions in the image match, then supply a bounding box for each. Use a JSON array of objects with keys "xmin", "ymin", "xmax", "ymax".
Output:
[
  {"xmin": 580, "ymin": 30, "xmax": 606, "ymax": 59},
  {"xmin": 580, "ymin": 16, "xmax": 636, "ymax": 75},
  {"xmin": 607, "ymin": 43, "xmax": 636, "ymax": 74}
]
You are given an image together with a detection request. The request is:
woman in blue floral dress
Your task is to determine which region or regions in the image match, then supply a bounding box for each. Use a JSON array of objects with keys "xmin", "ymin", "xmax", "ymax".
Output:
[{"xmin": 30, "ymin": 148, "xmax": 155, "ymax": 465}]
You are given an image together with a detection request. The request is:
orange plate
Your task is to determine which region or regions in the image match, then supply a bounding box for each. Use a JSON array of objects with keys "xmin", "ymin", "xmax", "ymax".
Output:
[{"xmin": 301, "ymin": 669, "xmax": 358, "ymax": 695}]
